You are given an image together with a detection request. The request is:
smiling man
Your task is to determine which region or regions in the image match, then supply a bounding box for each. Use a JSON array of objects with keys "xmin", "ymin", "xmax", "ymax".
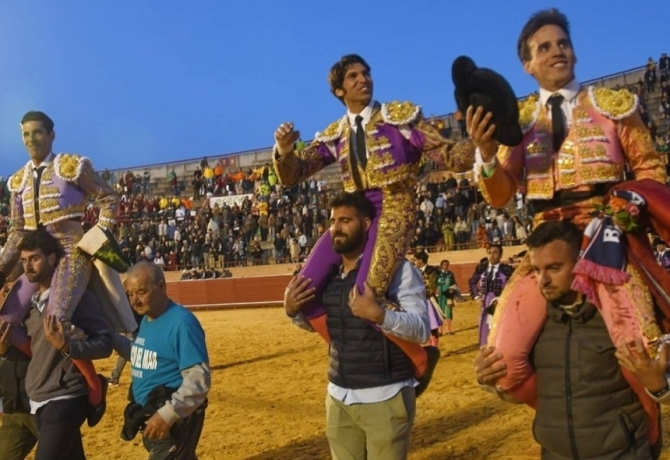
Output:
[
  {"xmin": 272, "ymin": 54, "xmax": 470, "ymax": 384},
  {"xmin": 466, "ymin": 8, "xmax": 667, "ymax": 406},
  {"xmin": 468, "ymin": 8, "xmax": 664, "ymax": 215}
]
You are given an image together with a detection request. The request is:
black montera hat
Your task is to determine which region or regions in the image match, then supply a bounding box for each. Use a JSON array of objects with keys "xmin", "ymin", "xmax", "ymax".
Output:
[{"xmin": 452, "ymin": 56, "xmax": 523, "ymax": 147}]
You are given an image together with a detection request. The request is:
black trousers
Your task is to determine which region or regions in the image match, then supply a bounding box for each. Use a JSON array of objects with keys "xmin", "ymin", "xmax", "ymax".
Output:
[
  {"xmin": 142, "ymin": 402, "xmax": 207, "ymax": 460},
  {"xmin": 34, "ymin": 395, "xmax": 88, "ymax": 460}
]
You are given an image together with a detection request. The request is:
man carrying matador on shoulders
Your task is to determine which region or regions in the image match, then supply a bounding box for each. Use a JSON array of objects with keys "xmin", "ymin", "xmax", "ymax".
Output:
[
  {"xmin": 0, "ymin": 111, "xmax": 136, "ymax": 426},
  {"xmin": 273, "ymin": 54, "xmax": 475, "ymax": 393}
]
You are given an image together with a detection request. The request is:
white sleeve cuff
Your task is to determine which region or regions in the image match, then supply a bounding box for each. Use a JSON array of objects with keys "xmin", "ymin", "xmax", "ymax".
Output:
[{"xmin": 473, "ymin": 148, "xmax": 496, "ymax": 181}]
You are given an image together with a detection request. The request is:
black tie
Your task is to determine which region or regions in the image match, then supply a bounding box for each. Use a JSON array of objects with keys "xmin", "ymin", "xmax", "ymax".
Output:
[
  {"xmin": 354, "ymin": 115, "xmax": 367, "ymax": 168},
  {"xmin": 33, "ymin": 166, "xmax": 45, "ymax": 220},
  {"xmin": 548, "ymin": 94, "xmax": 566, "ymax": 152},
  {"xmin": 486, "ymin": 267, "xmax": 495, "ymax": 290}
]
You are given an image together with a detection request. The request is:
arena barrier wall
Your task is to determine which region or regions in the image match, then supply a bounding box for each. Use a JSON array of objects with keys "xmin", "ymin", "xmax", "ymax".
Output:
[{"xmin": 166, "ymin": 262, "xmax": 481, "ymax": 309}]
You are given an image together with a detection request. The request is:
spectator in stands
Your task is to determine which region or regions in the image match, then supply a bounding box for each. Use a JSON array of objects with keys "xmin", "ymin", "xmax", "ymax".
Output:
[
  {"xmin": 648, "ymin": 121, "xmax": 658, "ymax": 140},
  {"xmin": 489, "ymin": 221, "xmax": 503, "ymax": 244},
  {"xmin": 476, "ymin": 222, "xmax": 489, "ymax": 248},
  {"xmin": 153, "ymin": 250, "xmax": 165, "ymax": 268},
  {"xmin": 445, "ymin": 174, "xmax": 458, "ymax": 190},
  {"xmin": 288, "ymin": 236, "xmax": 300, "ymax": 263},
  {"xmin": 660, "ymin": 96, "xmax": 670, "ymax": 123},
  {"xmin": 661, "ymin": 80, "xmax": 670, "ymax": 101},
  {"xmin": 420, "ymin": 195, "xmax": 434, "ymax": 217},
  {"xmin": 441, "ymin": 219, "xmax": 455, "ymax": 251},
  {"xmin": 250, "ymin": 240, "xmax": 263, "ymax": 265},
  {"xmin": 454, "ymin": 215, "xmax": 469, "ymax": 248},
  {"xmin": 654, "ymin": 238, "xmax": 670, "ymax": 272},
  {"xmin": 453, "ymin": 188, "xmax": 468, "ymax": 219},
  {"xmin": 273, "ymin": 233, "xmax": 286, "ymax": 264},
  {"xmin": 513, "ymin": 215, "xmax": 528, "ymax": 244},
  {"xmin": 297, "ymin": 230, "xmax": 308, "ymax": 255},
  {"xmin": 455, "ymin": 110, "xmax": 467, "ymax": 138},
  {"xmin": 168, "ymin": 169, "xmax": 178, "ymax": 196},
  {"xmin": 193, "ymin": 167, "xmax": 202, "ymax": 200},
  {"xmin": 214, "ymin": 161, "xmax": 223, "ymax": 181},
  {"xmin": 124, "ymin": 170, "xmax": 135, "ymax": 196},
  {"xmin": 660, "ymin": 53, "xmax": 669, "ymax": 80},
  {"xmin": 646, "ymin": 65, "xmax": 657, "ymax": 93},
  {"xmin": 142, "ymin": 168, "xmax": 150, "ymax": 194},
  {"xmin": 101, "ymin": 168, "xmax": 112, "ymax": 185},
  {"xmin": 203, "ymin": 164, "xmax": 214, "ymax": 191},
  {"xmin": 502, "ymin": 213, "xmax": 515, "ymax": 246}
]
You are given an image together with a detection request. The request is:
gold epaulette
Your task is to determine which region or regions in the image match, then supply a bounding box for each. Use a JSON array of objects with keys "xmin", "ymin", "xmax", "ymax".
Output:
[
  {"xmin": 381, "ymin": 101, "xmax": 421, "ymax": 125},
  {"xmin": 315, "ymin": 117, "xmax": 346, "ymax": 143},
  {"xmin": 8, "ymin": 166, "xmax": 28, "ymax": 193},
  {"xmin": 588, "ymin": 86, "xmax": 638, "ymax": 120},
  {"xmin": 54, "ymin": 153, "xmax": 89, "ymax": 181},
  {"xmin": 518, "ymin": 94, "xmax": 540, "ymax": 133}
]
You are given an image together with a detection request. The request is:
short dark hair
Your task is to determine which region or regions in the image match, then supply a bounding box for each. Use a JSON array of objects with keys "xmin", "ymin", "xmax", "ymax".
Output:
[
  {"xmin": 17, "ymin": 229, "xmax": 62, "ymax": 259},
  {"xmin": 440, "ymin": 259, "xmax": 450, "ymax": 265},
  {"xmin": 526, "ymin": 220, "xmax": 582, "ymax": 255},
  {"xmin": 328, "ymin": 54, "xmax": 371, "ymax": 103},
  {"xmin": 517, "ymin": 8, "xmax": 571, "ymax": 62},
  {"xmin": 415, "ymin": 251, "xmax": 429, "ymax": 264},
  {"xmin": 488, "ymin": 243, "xmax": 503, "ymax": 256},
  {"xmin": 21, "ymin": 111, "xmax": 55, "ymax": 134},
  {"xmin": 328, "ymin": 191, "xmax": 374, "ymax": 220}
]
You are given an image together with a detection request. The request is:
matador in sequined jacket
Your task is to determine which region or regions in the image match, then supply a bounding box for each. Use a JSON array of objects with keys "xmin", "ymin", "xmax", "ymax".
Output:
[
  {"xmin": 275, "ymin": 99, "xmax": 473, "ymax": 377},
  {"xmin": 475, "ymin": 84, "xmax": 668, "ymax": 442},
  {"xmin": 1, "ymin": 153, "xmax": 118, "ymax": 323}
]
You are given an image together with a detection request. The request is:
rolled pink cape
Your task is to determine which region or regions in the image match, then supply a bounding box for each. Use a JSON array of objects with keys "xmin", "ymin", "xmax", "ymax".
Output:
[{"xmin": 491, "ymin": 179, "xmax": 670, "ymax": 448}]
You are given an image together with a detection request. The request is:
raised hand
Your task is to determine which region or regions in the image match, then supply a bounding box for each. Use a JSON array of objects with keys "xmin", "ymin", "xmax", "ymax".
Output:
[
  {"xmin": 274, "ymin": 122, "xmax": 301, "ymax": 156},
  {"xmin": 466, "ymin": 106, "xmax": 497, "ymax": 163}
]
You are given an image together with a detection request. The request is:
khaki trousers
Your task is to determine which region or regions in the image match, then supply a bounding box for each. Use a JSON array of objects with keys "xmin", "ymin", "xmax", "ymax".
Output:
[{"xmin": 325, "ymin": 386, "xmax": 416, "ymax": 460}]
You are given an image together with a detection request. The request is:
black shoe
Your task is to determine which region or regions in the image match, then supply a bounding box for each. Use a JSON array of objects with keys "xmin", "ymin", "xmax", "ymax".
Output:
[
  {"xmin": 87, "ymin": 374, "xmax": 108, "ymax": 427},
  {"xmin": 415, "ymin": 346, "xmax": 440, "ymax": 398}
]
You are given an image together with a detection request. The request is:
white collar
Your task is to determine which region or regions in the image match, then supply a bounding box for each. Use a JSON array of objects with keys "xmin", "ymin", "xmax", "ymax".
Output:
[
  {"xmin": 346, "ymin": 101, "xmax": 376, "ymax": 128},
  {"xmin": 30, "ymin": 153, "xmax": 55, "ymax": 170},
  {"xmin": 539, "ymin": 78, "xmax": 580, "ymax": 107}
]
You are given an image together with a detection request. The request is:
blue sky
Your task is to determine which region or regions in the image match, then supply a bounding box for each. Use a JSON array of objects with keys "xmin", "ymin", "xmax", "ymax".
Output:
[{"xmin": 0, "ymin": 0, "xmax": 667, "ymax": 175}]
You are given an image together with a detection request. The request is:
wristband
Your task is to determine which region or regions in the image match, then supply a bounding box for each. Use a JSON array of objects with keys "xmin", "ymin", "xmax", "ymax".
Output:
[{"xmin": 650, "ymin": 382, "xmax": 670, "ymax": 399}]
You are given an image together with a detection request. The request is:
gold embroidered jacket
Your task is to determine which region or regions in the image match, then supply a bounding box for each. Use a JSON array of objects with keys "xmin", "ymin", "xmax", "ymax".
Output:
[
  {"xmin": 1, "ymin": 153, "xmax": 119, "ymax": 274},
  {"xmin": 478, "ymin": 87, "xmax": 666, "ymax": 208}
]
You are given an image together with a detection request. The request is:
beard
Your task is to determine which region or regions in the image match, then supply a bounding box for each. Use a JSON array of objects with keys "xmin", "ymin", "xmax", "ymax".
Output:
[
  {"xmin": 24, "ymin": 270, "xmax": 43, "ymax": 284},
  {"xmin": 331, "ymin": 231, "xmax": 364, "ymax": 254},
  {"xmin": 541, "ymin": 286, "xmax": 578, "ymax": 305}
]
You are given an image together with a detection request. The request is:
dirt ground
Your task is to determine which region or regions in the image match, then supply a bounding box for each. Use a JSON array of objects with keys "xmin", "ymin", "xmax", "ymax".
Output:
[{"xmin": 33, "ymin": 301, "xmax": 670, "ymax": 459}]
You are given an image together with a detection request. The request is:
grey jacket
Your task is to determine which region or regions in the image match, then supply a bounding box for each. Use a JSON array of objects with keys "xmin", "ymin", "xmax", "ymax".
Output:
[
  {"xmin": 22, "ymin": 289, "xmax": 112, "ymax": 403},
  {"xmin": 532, "ymin": 301, "xmax": 656, "ymax": 460}
]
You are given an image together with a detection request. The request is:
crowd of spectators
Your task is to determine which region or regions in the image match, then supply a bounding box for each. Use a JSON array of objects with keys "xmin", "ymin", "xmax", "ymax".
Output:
[
  {"xmin": 81, "ymin": 164, "xmax": 534, "ymax": 273},
  {"xmin": 631, "ymin": 53, "xmax": 670, "ymax": 157}
]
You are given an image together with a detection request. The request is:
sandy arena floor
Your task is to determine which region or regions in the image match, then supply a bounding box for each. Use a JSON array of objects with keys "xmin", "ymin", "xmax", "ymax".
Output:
[{"xmin": 26, "ymin": 301, "xmax": 670, "ymax": 459}]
